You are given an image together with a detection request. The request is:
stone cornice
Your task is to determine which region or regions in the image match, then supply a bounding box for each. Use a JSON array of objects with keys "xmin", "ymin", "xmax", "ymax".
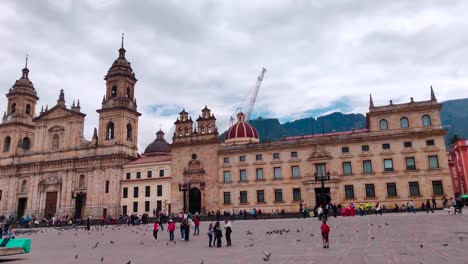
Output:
[
  {"xmin": 0, "ymin": 153, "xmax": 135, "ymax": 174},
  {"xmin": 218, "ymin": 128, "xmax": 447, "ymax": 154}
]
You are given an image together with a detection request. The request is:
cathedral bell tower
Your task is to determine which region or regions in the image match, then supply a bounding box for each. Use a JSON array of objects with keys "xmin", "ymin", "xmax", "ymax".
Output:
[
  {"xmin": 3, "ymin": 55, "xmax": 38, "ymax": 125},
  {"xmin": 97, "ymin": 35, "xmax": 140, "ymax": 152},
  {"xmin": 0, "ymin": 56, "xmax": 38, "ymax": 156}
]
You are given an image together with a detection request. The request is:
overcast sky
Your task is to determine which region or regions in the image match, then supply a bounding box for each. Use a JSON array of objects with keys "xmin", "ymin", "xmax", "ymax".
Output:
[{"xmin": 1, "ymin": 0, "xmax": 468, "ymax": 150}]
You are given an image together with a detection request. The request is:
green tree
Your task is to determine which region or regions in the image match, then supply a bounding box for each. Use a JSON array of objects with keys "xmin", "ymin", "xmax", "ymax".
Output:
[{"xmin": 449, "ymin": 134, "xmax": 463, "ymax": 146}]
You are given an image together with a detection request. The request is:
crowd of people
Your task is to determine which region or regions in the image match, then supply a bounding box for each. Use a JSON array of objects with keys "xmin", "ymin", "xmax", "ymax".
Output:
[
  {"xmin": 149, "ymin": 211, "xmax": 233, "ymax": 247},
  {"xmin": 303, "ymin": 195, "xmax": 466, "ymax": 220}
]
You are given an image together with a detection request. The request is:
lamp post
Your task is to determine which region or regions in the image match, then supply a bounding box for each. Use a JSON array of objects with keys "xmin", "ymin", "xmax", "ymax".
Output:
[
  {"xmin": 314, "ymin": 171, "xmax": 331, "ymax": 207},
  {"xmin": 178, "ymin": 183, "xmax": 191, "ymax": 213}
]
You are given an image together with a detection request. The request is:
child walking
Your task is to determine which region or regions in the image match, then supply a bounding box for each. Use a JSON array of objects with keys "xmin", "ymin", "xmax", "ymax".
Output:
[
  {"xmin": 168, "ymin": 219, "xmax": 175, "ymax": 241},
  {"xmin": 153, "ymin": 221, "xmax": 159, "ymax": 240},
  {"xmin": 320, "ymin": 220, "xmax": 330, "ymax": 248}
]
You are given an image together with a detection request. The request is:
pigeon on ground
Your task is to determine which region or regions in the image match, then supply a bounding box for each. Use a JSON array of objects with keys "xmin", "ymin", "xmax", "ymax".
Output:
[
  {"xmin": 371, "ymin": 237, "xmax": 375, "ymax": 240},
  {"xmin": 385, "ymin": 222, "xmax": 389, "ymax": 226},
  {"xmin": 75, "ymin": 254, "xmax": 78, "ymax": 259},
  {"xmin": 101, "ymin": 257, "xmax": 104, "ymax": 262},
  {"xmin": 125, "ymin": 261, "xmax": 131, "ymax": 264},
  {"xmin": 420, "ymin": 244, "xmax": 423, "ymax": 248},
  {"xmin": 443, "ymin": 243, "xmax": 448, "ymax": 246}
]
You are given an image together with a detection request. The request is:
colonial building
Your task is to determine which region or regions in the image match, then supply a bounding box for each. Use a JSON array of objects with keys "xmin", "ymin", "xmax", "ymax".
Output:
[
  {"xmin": 0, "ymin": 41, "xmax": 140, "ymax": 219},
  {"xmin": 121, "ymin": 130, "xmax": 172, "ymax": 216},
  {"xmin": 448, "ymin": 139, "xmax": 468, "ymax": 196},
  {"xmin": 171, "ymin": 89, "xmax": 454, "ymax": 213}
]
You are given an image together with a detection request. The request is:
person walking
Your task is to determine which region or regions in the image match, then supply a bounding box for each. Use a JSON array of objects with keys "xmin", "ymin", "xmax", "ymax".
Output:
[
  {"xmin": 207, "ymin": 223, "xmax": 214, "ymax": 247},
  {"xmin": 168, "ymin": 219, "xmax": 175, "ymax": 241},
  {"xmin": 158, "ymin": 216, "xmax": 164, "ymax": 231},
  {"xmin": 179, "ymin": 217, "xmax": 185, "ymax": 240},
  {"xmin": 320, "ymin": 220, "xmax": 330, "ymax": 248},
  {"xmin": 224, "ymin": 220, "xmax": 232, "ymax": 247},
  {"xmin": 153, "ymin": 221, "xmax": 160, "ymax": 240},
  {"xmin": 426, "ymin": 199, "xmax": 434, "ymax": 213},
  {"xmin": 85, "ymin": 217, "xmax": 91, "ymax": 231},
  {"xmin": 183, "ymin": 218, "xmax": 190, "ymax": 242},
  {"xmin": 214, "ymin": 221, "xmax": 222, "ymax": 247},
  {"xmin": 451, "ymin": 197, "xmax": 457, "ymax": 214},
  {"xmin": 409, "ymin": 200, "xmax": 416, "ymax": 214},
  {"xmin": 432, "ymin": 197, "xmax": 437, "ymax": 210},
  {"xmin": 193, "ymin": 216, "xmax": 200, "ymax": 236}
]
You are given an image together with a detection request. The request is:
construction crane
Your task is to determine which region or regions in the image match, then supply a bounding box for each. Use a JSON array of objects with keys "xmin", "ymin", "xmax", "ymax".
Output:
[
  {"xmin": 230, "ymin": 67, "xmax": 267, "ymax": 125},
  {"xmin": 245, "ymin": 67, "xmax": 267, "ymax": 122}
]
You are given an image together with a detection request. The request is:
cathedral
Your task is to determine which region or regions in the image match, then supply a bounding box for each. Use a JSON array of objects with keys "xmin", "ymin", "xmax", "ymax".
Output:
[{"xmin": 0, "ymin": 40, "xmax": 139, "ymax": 219}]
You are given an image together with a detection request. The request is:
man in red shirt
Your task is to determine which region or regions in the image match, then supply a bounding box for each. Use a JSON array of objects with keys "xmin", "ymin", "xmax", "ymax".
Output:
[
  {"xmin": 193, "ymin": 216, "xmax": 200, "ymax": 236},
  {"xmin": 320, "ymin": 220, "xmax": 330, "ymax": 248}
]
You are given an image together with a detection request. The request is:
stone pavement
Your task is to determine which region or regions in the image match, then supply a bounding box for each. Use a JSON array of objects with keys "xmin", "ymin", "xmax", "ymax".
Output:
[{"xmin": 3, "ymin": 211, "xmax": 467, "ymax": 264}]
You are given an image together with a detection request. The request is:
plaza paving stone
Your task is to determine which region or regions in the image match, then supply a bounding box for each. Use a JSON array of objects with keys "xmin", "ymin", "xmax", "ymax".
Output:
[{"xmin": 2, "ymin": 211, "xmax": 468, "ymax": 264}]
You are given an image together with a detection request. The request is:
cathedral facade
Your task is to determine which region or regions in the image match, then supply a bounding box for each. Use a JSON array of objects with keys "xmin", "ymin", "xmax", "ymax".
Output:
[
  {"xmin": 0, "ymin": 43, "xmax": 139, "ymax": 219},
  {"xmin": 171, "ymin": 90, "xmax": 454, "ymax": 214}
]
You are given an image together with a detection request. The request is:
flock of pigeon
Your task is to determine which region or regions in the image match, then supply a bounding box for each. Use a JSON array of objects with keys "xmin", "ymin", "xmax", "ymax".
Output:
[{"xmin": 12, "ymin": 217, "xmax": 463, "ymax": 263}]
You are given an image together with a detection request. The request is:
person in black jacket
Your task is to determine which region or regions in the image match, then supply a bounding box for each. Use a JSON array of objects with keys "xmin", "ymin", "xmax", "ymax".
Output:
[
  {"xmin": 214, "ymin": 221, "xmax": 222, "ymax": 247},
  {"xmin": 224, "ymin": 220, "xmax": 232, "ymax": 247}
]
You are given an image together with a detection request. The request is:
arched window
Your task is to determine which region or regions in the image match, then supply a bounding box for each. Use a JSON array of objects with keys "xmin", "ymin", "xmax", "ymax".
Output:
[
  {"xmin": 208, "ymin": 124, "xmax": 212, "ymax": 133},
  {"xmin": 20, "ymin": 180, "xmax": 27, "ymax": 193},
  {"xmin": 25, "ymin": 104, "xmax": 31, "ymax": 115},
  {"xmin": 185, "ymin": 127, "xmax": 189, "ymax": 136},
  {"xmin": 201, "ymin": 126, "xmax": 205, "ymax": 134},
  {"xmin": 178, "ymin": 127, "xmax": 182, "ymax": 137},
  {"xmin": 126, "ymin": 123, "xmax": 132, "ymax": 140},
  {"xmin": 111, "ymin": 85, "xmax": 117, "ymax": 97},
  {"xmin": 126, "ymin": 87, "xmax": 131, "ymax": 98},
  {"xmin": 52, "ymin": 134, "xmax": 59, "ymax": 150},
  {"xmin": 106, "ymin": 122, "xmax": 115, "ymax": 139},
  {"xmin": 400, "ymin": 117, "xmax": 409, "ymax": 128},
  {"xmin": 22, "ymin": 137, "xmax": 31, "ymax": 150},
  {"xmin": 379, "ymin": 119, "xmax": 388, "ymax": 131},
  {"xmin": 3, "ymin": 136, "xmax": 11, "ymax": 152},
  {"xmin": 422, "ymin": 115, "xmax": 432, "ymax": 127},
  {"xmin": 11, "ymin": 103, "xmax": 16, "ymax": 114},
  {"xmin": 79, "ymin": 175, "xmax": 85, "ymax": 188}
]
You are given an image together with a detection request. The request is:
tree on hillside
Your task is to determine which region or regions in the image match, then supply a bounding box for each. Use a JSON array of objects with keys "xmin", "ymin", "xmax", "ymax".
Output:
[{"xmin": 449, "ymin": 134, "xmax": 463, "ymax": 146}]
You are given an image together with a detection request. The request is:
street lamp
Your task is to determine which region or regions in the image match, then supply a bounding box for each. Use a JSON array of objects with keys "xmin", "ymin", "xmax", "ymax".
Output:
[
  {"xmin": 314, "ymin": 171, "xmax": 330, "ymax": 207},
  {"xmin": 178, "ymin": 183, "xmax": 191, "ymax": 213}
]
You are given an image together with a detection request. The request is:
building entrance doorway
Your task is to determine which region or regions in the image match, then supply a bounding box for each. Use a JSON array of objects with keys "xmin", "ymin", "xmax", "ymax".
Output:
[
  {"xmin": 45, "ymin": 192, "xmax": 58, "ymax": 219},
  {"xmin": 189, "ymin": 188, "xmax": 201, "ymax": 214},
  {"xmin": 17, "ymin": 198, "xmax": 27, "ymax": 217},
  {"xmin": 74, "ymin": 193, "xmax": 86, "ymax": 219},
  {"xmin": 314, "ymin": 187, "xmax": 331, "ymax": 207}
]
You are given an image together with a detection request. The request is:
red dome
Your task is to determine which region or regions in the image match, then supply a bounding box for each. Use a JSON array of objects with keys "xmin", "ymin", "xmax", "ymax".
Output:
[{"xmin": 225, "ymin": 112, "xmax": 259, "ymax": 144}]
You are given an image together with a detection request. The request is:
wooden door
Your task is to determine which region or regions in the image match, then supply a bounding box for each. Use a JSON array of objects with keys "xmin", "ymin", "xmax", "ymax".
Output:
[{"xmin": 45, "ymin": 192, "xmax": 58, "ymax": 219}]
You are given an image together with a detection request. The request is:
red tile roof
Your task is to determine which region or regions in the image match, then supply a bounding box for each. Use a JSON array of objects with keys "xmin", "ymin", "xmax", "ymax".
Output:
[
  {"xmin": 285, "ymin": 129, "xmax": 369, "ymax": 140},
  {"xmin": 127, "ymin": 154, "xmax": 171, "ymax": 165}
]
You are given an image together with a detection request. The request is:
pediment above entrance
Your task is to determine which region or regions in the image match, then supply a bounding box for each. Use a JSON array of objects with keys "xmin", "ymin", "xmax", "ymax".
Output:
[{"xmin": 33, "ymin": 105, "xmax": 85, "ymax": 122}]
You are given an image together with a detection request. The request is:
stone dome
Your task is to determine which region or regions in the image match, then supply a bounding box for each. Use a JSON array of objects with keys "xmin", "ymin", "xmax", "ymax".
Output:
[
  {"xmin": 9, "ymin": 66, "xmax": 38, "ymax": 99},
  {"xmin": 143, "ymin": 130, "xmax": 171, "ymax": 155},
  {"xmin": 105, "ymin": 43, "xmax": 136, "ymax": 81},
  {"xmin": 225, "ymin": 112, "xmax": 259, "ymax": 145}
]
